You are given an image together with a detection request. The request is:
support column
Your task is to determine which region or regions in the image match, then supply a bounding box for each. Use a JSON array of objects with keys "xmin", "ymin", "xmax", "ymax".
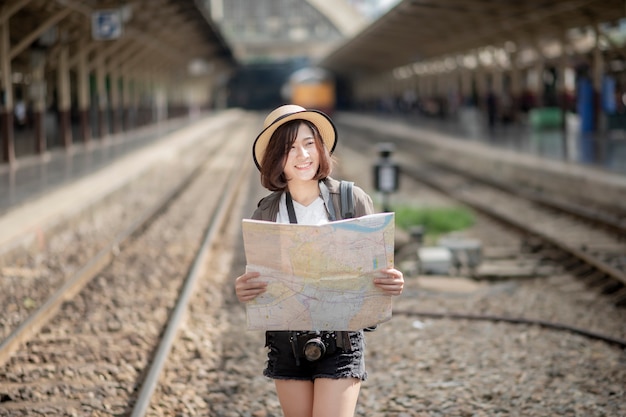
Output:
[
  {"xmin": 428, "ymin": 72, "xmax": 435, "ymax": 99},
  {"xmin": 591, "ymin": 26, "xmax": 606, "ymax": 163},
  {"xmin": 435, "ymin": 72, "xmax": 443, "ymax": 100},
  {"xmin": 531, "ymin": 59, "xmax": 545, "ymax": 108},
  {"xmin": 556, "ymin": 37, "xmax": 567, "ymax": 103},
  {"xmin": 460, "ymin": 68, "xmax": 472, "ymax": 105},
  {"xmin": 31, "ymin": 51, "xmax": 46, "ymax": 154},
  {"xmin": 592, "ymin": 29, "xmax": 604, "ymax": 133},
  {"xmin": 417, "ymin": 74, "xmax": 425, "ymax": 100},
  {"xmin": 77, "ymin": 42, "xmax": 91, "ymax": 143},
  {"xmin": 131, "ymin": 72, "xmax": 139, "ymax": 128},
  {"xmin": 57, "ymin": 44, "xmax": 72, "ymax": 147},
  {"xmin": 110, "ymin": 67, "xmax": 121, "ymax": 134},
  {"xmin": 557, "ymin": 35, "xmax": 569, "ymax": 132},
  {"xmin": 509, "ymin": 51, "xmax": 521, "ymax": 115},
  {"xmin": 95, "ymin": 54, "xmax": 107, "ymax": 137},
  {"xmin": 140, "ymin": 71, "xmax": 147, "ymax": 124},
  {"xmin": 1, "ymin": 21, "xmax": 15, "ymax": 164},
  {"xmin": 137, "ymin": 73, "xmax": 147, "ymax": 126},
  {"xmin": 492, "ymin": 69, "xmax": 503, "ymax": 96},
  {"xmin": 475, "ymin": 66, "xmax": 487, "ymax": 108},
  {"xmin": 122, "ymin": 72, "xmax": 132, "ymax": 130}
]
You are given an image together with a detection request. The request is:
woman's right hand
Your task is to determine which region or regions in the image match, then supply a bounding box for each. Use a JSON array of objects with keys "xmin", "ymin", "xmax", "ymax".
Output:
[{"xmin": 235, "ymin": 271, "xmax": 267, "ymax": 302}]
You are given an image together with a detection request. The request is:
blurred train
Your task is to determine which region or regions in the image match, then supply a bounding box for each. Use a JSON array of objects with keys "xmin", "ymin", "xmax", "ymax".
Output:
[
  {"xmin": 281, "ymin": 67, "xmax": 336, "ymax": 115},
  {"xmin": 226, "ymin": 61, "xmax": 345, "ymax": 113}
]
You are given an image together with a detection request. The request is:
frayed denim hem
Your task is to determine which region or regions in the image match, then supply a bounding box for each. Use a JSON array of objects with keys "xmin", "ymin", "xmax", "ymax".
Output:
[
  {"xmin": 263, "ymin": 371, "xmax": 368, "ymax": 382},
  {"xmin": 313, "ymin": 372, "xmax": 367, "ymax": 382}
]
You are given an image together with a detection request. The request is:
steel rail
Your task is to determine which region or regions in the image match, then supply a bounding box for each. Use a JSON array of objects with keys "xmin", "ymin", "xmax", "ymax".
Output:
[
  {"xmin": 400, "ymin": 163, "xmax": 626, "ymax": 289},
  {"xmin": 394, "ymin": 310, "xmax": 626, "ymax": 349},
  {"xmin": 129, "ymin": 145, "xmax": 253, "ymax": 416},
  {"xmin": 430, "ymin": 160, "xmax": 626, "ymax": 237},
  {"xmin": 0, "ymin": 150, "xmax": 214, "ymax": 367},
  {"xmin": 340, "ymin": 122, "xmax": 626, "ymax": 237},
  {"xmin": 340, "ymin": 125, "xmax": 625, "ymax": 303}
]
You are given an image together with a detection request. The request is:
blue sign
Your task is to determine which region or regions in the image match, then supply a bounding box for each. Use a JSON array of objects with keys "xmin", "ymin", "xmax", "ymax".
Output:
[
  {"xmin": 602, "ymin": 76, "xmax": 616, "ymax": 114},
  {"xmin": 576, "ymin": 77, "xmax": 594, "ymax": 133},
  {"xmin": 92, "ymin": 10, "xmax": 122, "ymax": 40}
]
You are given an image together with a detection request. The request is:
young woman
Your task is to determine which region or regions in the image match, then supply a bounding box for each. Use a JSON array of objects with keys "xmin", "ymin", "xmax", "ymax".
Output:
[{"xmin": 235, "ymin": 104, "xmax": 404, "ymax": 417}]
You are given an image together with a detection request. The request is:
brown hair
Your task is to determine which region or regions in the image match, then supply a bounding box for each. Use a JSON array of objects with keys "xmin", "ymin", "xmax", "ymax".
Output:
[{"xmin": 260, "ymin": 119, "xmax": 333, "ymax": 191}]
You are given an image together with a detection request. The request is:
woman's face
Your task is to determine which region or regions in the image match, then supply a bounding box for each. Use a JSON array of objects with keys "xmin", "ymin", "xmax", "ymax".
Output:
[{"xmin": 283, "ymin": 122, "xmax": 320, "ymax": 184}]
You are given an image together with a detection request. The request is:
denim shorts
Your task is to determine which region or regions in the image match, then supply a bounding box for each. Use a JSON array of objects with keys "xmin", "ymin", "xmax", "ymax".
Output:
[{"xmin": 263, "ymin": 330, "xmax": 367, "ymax": 381}]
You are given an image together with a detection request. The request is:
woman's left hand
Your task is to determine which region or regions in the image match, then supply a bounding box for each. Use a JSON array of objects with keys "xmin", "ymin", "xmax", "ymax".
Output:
[{"xmin": 374, "ymin": 268, "xmax": 404, "ymax": 296}]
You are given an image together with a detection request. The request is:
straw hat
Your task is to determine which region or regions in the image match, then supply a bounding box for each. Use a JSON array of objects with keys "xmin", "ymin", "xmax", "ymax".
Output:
[{"xmin": 253, "ymin": 104, "xmax": 337, "ymax": 170}]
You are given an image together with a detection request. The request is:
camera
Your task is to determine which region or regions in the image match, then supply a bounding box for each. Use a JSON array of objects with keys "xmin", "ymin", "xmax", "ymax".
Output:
[{"xmin": 290, "ymin": 331, "xmax": 337, "ymax": 362}]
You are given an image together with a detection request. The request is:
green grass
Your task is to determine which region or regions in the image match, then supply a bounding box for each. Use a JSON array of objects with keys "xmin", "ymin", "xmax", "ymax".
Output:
[{"xmin": 392, "ymin": 205, "xmax": 475, "ymax": 238}]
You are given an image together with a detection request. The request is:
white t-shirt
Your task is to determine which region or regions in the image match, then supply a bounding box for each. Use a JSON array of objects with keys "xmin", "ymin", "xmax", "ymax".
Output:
[{"xmin": 276, "ymin": 193, "xmax": 329, "ymax": 225}]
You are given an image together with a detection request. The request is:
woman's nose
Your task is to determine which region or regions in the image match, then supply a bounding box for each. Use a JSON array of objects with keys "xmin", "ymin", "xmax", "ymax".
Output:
[{"xmin": 295, "ymin": 145, "xmax": 308, "ymax": 157}]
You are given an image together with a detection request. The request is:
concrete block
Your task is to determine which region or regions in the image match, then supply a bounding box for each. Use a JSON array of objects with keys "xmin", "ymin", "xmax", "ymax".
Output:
[{"xmin": 418, "ymin": 246, "xmax": 453, "ymax": 275}]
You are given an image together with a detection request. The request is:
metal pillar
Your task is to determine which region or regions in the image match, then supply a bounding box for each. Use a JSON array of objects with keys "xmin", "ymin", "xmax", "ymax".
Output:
[
  {"xmin": 110, "ymin": 68, "xmax": 121, "ymax": 134},
  {"xmin": 95, "ymin": 54, "xmax": 107, "ymax": 138},
  {"xmin": 0, "ymin": 20, "xmax": 15, "ymax": 164},
  {"xmin": 57, "ymin": 44, "xmax": 72, "ymax": 148},
  {"xmin": 31, "ymin": 50, "xmax": 46, "ymax": 154},
  {"xmin": 77, "ymin": 42, "xmax": 91, "ymax": 143}
]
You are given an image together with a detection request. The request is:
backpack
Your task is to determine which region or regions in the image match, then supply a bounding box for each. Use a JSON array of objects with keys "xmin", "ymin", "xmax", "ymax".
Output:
[{"xmin": 339, "ymin": 180, "xmax": 354, "ymax": 219}]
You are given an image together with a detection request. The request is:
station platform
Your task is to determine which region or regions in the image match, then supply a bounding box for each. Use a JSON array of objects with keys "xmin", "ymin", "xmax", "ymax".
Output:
[
  {"xmin": 362, "ymin": 108, "xmax": 626, "ymax": 176},
  {"xmin": 336, "ymin": 110, "xmax": 626, "ymax": 211},
  {"xmin": 1, "ymin": 107, "xmax": 625, "ymax": 257},
  {"xmin": 0, "ymin": 110, "xmax": 243, "ymax": 256},
  {"xmin": 1, "ymin": 119, "xmax": 189, "ymax": 215}
]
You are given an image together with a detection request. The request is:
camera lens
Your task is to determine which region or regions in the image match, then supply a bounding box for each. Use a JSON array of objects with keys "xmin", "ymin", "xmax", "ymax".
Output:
[{"xmin": 303, "ymin": 338, "xmax": 326, "ymax": 361}]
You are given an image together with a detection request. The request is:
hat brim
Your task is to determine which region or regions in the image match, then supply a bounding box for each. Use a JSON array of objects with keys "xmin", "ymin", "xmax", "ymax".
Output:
[{"xmin": 253, "ymin": 109, "xmax": 337, "ymax": 170}]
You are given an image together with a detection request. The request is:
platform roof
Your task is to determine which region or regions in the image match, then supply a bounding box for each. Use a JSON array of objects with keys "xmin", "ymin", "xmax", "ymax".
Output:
[
  {"xmin": 7, "ymin": 0, "xmax": 236, "ymax": 76},
  {"xmin": 319, "ymin": 0, "xmax": 626, "ymax": 76}
]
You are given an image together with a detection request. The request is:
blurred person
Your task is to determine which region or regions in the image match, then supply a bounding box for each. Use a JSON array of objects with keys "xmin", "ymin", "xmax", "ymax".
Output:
[
  {"xmin": 235, "ymin": 104, "xmax": 404, "ymax": 417},
  {"xmin": 14, "ymin": 98, "xmax": 27, "ymax": 129},
  {"xmin": 486, "ymin": 89, "xmax": 497, "ymax": 130}
]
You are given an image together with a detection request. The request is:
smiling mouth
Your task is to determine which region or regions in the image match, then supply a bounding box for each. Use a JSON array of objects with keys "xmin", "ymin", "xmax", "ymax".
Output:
[{"xmin": 295, "ymin": 162, "xmax": 312, "ymax": 169}]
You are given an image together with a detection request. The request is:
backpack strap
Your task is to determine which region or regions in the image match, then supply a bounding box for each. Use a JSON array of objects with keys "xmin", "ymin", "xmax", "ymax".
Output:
[
  {"xmin": 340, "ymin": 180, "xmax": 354, "ymax": 219},
  {"xmin": 340, "ymin": 180, "xmax": 377, "ymax": 332}
]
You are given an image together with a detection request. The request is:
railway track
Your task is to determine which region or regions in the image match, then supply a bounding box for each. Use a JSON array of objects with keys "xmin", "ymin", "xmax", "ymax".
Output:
[
  {"xmin": 1, "ymin": 114, "xmax": 624, "ymax": 416},
  {"xmin": 340, "ymin": 122, "xmax": 626, "ymax": 306},
  {"xmin": 0, "ymin": 116, "xmax": 256, "ymax": 416},
  {"xmin": 401, "ymin": 163, "xmax": 626, "ymax": 306}
]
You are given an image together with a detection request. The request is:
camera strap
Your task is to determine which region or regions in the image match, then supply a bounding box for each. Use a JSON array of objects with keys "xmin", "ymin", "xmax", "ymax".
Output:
[
  {"xmin": 335, "ymin": 331, "xmax": 351, "ymax": 351},
  {"xmin": 284, "ymin": 181, "xmax": 356, "ymax": 363},
  {"xmin": 289, "ymin": 331, "xmax": 302, "ymax": 366},
  {"xmin": 285, "ymin": 192, "xmax": 298, "ymax": 224},
  {"xmin": 285, "ymin": 180, "xmax": 354, "ymax": 224}
]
